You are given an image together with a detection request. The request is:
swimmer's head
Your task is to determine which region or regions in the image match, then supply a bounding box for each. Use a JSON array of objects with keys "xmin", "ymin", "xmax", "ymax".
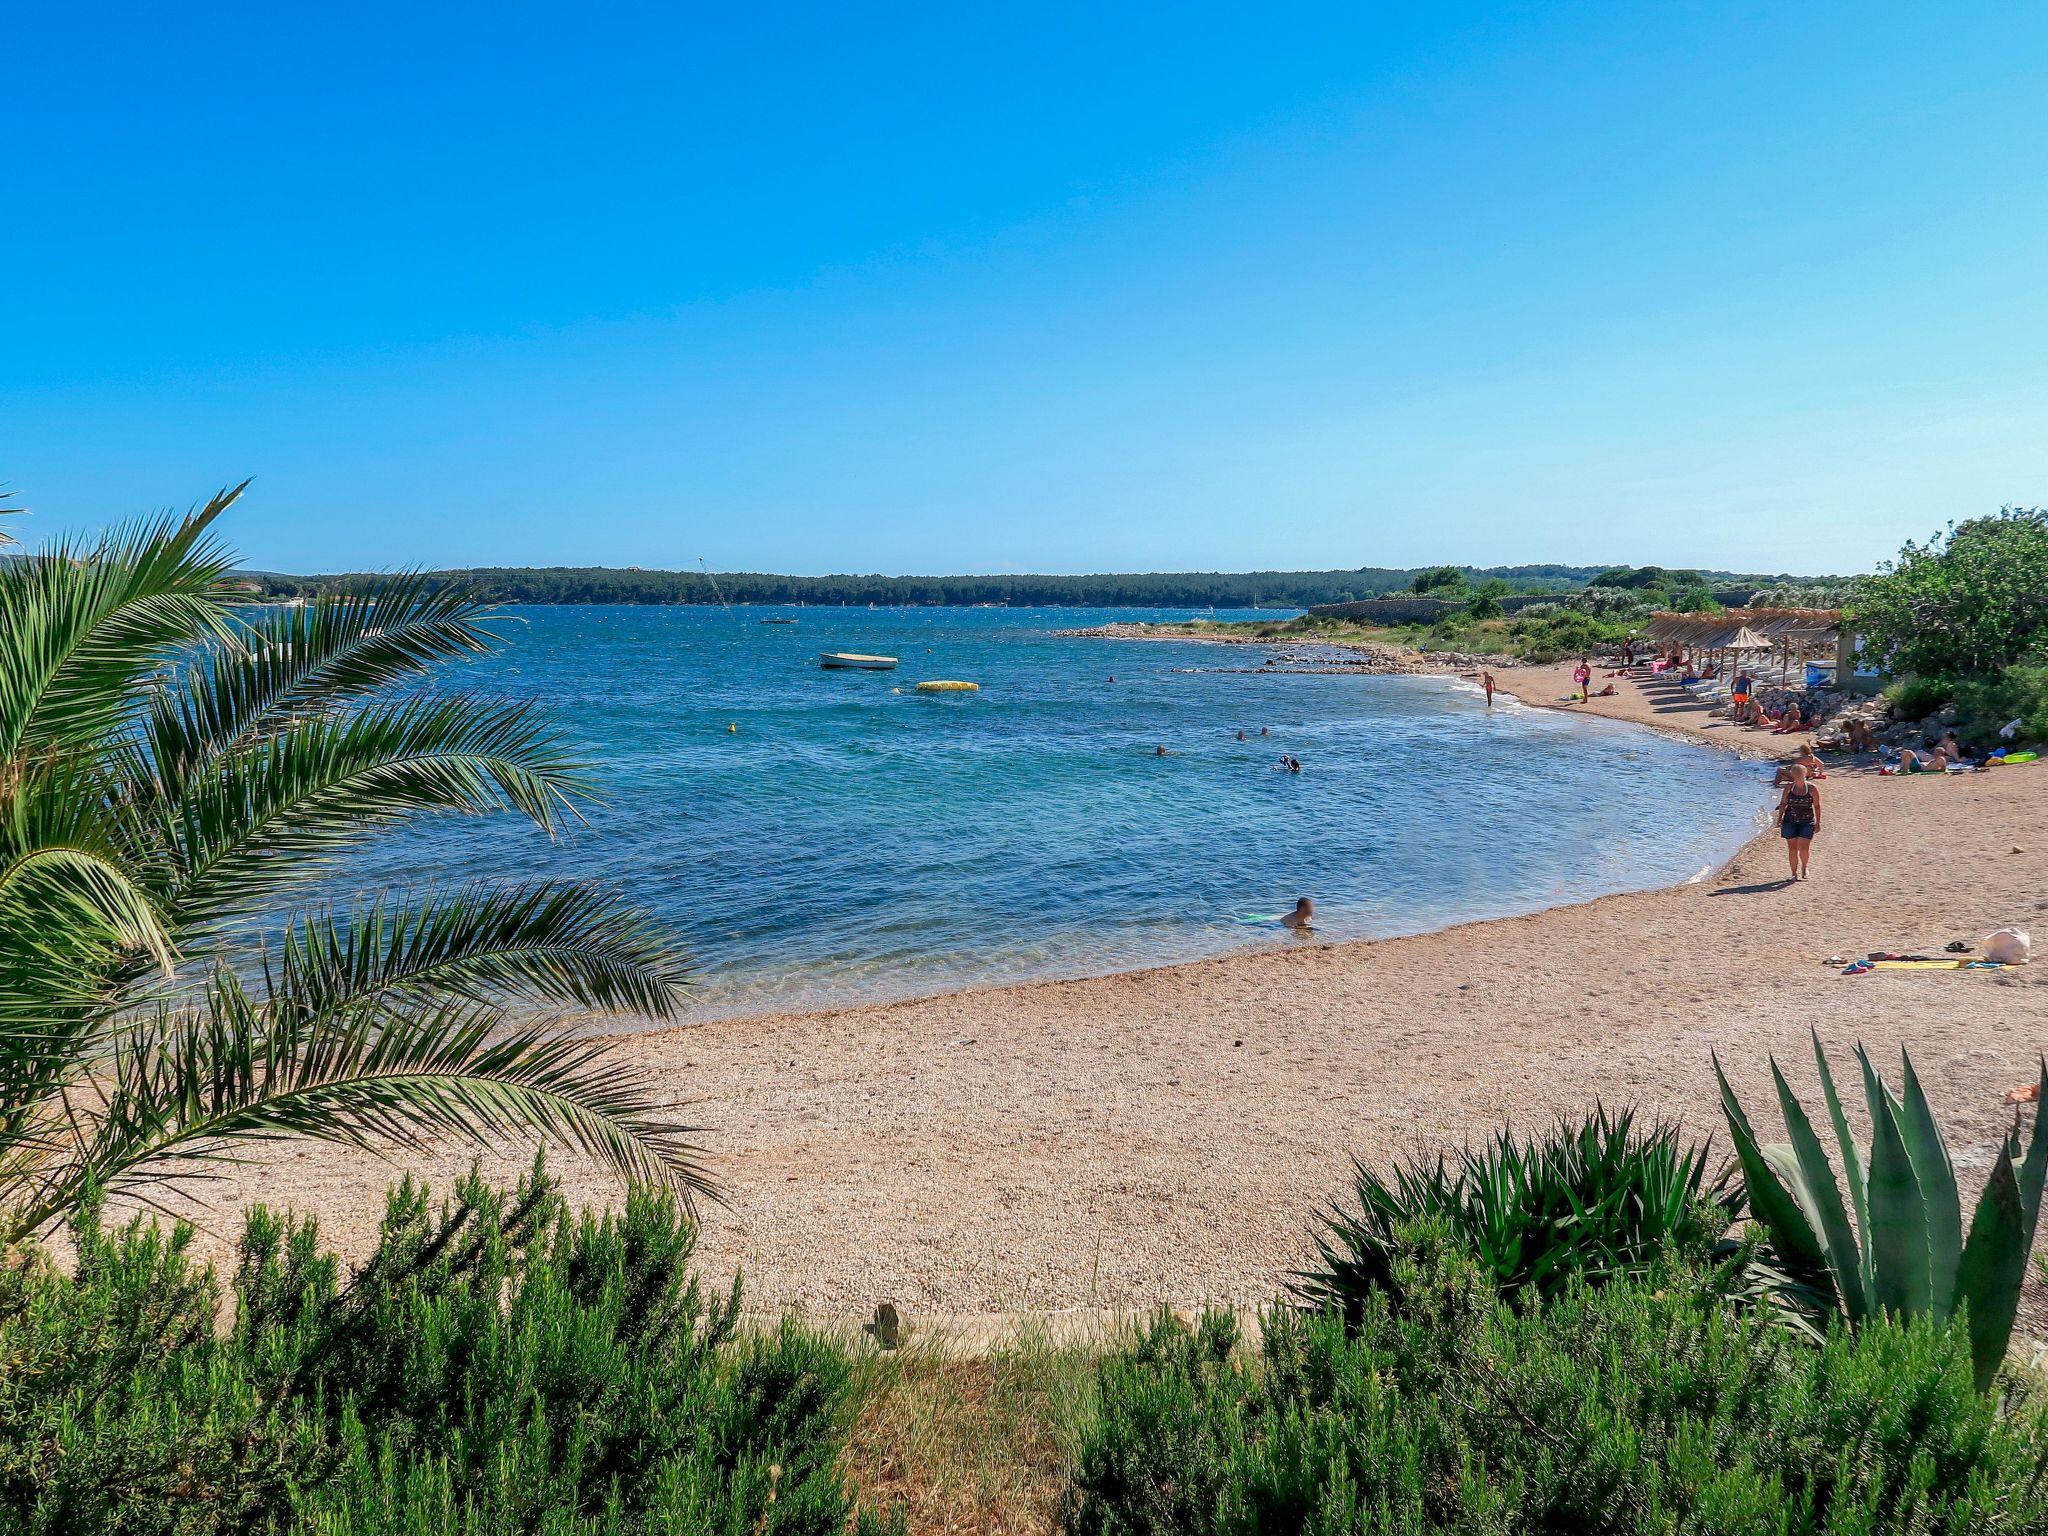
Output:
[{"xmin": 1295, "ymin": 897, "xmax": 1314, "ymax": 915}]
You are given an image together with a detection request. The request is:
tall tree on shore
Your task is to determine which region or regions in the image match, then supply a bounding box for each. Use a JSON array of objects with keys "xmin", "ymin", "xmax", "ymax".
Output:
[{"xmin": 0, "ymin": 486, "xmax": 704, "ymax": 1239}]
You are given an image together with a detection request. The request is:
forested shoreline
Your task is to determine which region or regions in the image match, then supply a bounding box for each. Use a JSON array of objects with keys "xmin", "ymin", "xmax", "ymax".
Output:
[{"xmin": 246, "ymin": 560, "xmax": 1797, "ymax": 608}]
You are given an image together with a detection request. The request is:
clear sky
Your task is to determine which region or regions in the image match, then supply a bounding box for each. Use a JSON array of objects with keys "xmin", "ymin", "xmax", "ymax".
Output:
[{"xmin": 5, "ymin": 3, "xmax": 2044, "ymax": 577}]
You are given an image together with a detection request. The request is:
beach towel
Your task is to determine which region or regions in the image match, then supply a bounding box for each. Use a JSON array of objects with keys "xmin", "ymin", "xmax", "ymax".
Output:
[{"xmin": 1842, "ymin": 959, "xmax": 2007, "ymax": 974}]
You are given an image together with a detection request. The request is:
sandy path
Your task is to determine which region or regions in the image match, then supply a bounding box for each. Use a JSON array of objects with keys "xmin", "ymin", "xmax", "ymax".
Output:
[{"xmin": 186, "ymin": 660, "xmax": 2048, "ymax": 1327}]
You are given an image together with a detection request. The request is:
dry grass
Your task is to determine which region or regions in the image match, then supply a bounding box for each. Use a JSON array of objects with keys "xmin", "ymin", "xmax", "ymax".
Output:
[{"xmin": 844, "ymin": 1330, "xmax": 1100, "ymax": 1536}]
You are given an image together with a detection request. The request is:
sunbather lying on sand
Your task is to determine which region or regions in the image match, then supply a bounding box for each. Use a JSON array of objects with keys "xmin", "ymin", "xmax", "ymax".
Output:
[{"xmin": 1886, "ymin": 747, "xmax": 1950, "ymax": 774}]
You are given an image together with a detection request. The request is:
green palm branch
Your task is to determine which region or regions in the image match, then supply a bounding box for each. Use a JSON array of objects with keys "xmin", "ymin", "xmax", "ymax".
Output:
[{"xmin": 0, "ymin": 485, "xmax": 704, "ymax": 1241}]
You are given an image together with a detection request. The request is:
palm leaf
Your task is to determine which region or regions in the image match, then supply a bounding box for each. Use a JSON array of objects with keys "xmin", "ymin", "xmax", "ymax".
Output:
[
  {"xmin": 271, "ymin": 881, "xmax": 693, "ymax": 1022},
  {"xmin": 160, "ymin": 694, "xmax": 586, "ymax": 921},
  {"xmin": 145, "ymin": 573, "xmax": 504, "ymax": 788},
  {"xmin": 18, "ymin": 979, "xmax": 709, "ymax": 1238},
  {"xmin": 0, "ymin": 489, "xmax": 242, "ymax": 762}
]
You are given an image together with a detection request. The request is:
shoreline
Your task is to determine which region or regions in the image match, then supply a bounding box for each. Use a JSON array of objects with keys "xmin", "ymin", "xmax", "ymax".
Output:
[{"xmin": 181, "ymin": 659, "xmax": 2048, "ymax": 1331}]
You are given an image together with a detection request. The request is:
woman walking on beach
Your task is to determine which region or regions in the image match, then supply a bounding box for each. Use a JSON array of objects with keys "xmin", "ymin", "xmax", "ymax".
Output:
[{"xmin": 1776, "ymin": 763, "xmax": 1820, "ymax": 881}]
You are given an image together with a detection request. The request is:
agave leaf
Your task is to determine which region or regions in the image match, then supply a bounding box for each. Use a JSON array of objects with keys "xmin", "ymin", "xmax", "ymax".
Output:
[
  {"xmin": 1768, "ymin": 1058, "xmax": 1869, "ymax": 1319},
  {"xmin": 2015, "ymin": 1057, "xmax": 2048, "ymax": 1243},
  {"xmin": 1955, "ymin": 1146, "xmax": 2030, "ymax": 1392},
  {"xmin": 1812, "ymin": 1030, "xmax": 1873, "ymax": 1299},
  {"xmin": 1858, "ymin": 1045, "xmax": 1932, "ymax": 1318},
  {"xmin": 1714, "ymin": 1052, "xmax": 1830, "ymax": 1283},
  {"xmin": 1897, "ymin": 1051, "xmax": 1964, "ymax": 1318}
]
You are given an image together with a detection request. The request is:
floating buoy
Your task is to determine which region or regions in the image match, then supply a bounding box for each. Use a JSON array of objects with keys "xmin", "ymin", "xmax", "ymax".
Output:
[
  {"xmin": 915, "ymin": 680, "xmax": 980, "ymax": 693},
  {"xmin": 729, "ymin": 723, "xmax": 737, "ymax": 733}
]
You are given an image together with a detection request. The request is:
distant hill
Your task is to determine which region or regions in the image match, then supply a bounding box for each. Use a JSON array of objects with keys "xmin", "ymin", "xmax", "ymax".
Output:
[{"xmin": 241, "ymin": 562, "xmax": 1818, "ymax": 609}]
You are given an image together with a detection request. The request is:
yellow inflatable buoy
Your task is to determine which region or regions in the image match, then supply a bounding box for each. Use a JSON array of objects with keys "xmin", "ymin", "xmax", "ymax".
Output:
[
  {"xmin": 914, "ymin": 680, "xmax": 980, "ymax": 693},
  {"xmin": 729, "ymin": 723, "xmax": 737, "ymax": 733}
]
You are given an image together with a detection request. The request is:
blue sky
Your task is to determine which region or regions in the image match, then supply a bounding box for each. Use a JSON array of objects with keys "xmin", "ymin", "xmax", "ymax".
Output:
[{"xmin": 5, "ymin": 3, "xmax": 2044, "ymax": 577}]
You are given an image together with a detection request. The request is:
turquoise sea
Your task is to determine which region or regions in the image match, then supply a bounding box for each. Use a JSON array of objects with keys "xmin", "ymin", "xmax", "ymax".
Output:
[{"xmin": 342, "ymin": 606, "xmax": 1771, "ymax": 1022}]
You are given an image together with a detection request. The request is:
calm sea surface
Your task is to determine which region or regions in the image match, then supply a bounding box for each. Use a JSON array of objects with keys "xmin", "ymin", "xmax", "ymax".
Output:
[{"xmin": 335, "ymin": 606, "xmax": 1771, "ymax": 1022}]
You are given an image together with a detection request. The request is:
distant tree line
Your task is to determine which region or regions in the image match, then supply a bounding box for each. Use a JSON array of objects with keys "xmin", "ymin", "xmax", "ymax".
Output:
[{"xmin": 244, "ymin": 561, "xmax": 1796, "ymax": 609}]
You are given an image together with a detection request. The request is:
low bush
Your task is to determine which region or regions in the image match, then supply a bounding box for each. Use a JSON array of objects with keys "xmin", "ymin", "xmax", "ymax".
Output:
[
  {"xmin": 1953, "ymin": 662, "xmax": 2048, "ymax": 748},
  {"xmin": 0, "ymin": 1163, "xmax": 890, "ymax": 1536},
  {"xmin": 1504, "ymin": 608, "xmax": 1634, "ymax": 664},
  {"xmin": 1293, "ymin": 1108, "xmax": 1737, "ymax": 1323},
  {"xmin": 1883, "ymin": 673, "xmax": 1956, "ymax": 722},
  {"xmin": 1068, "ymin": 1242, "xmax": 2048, "ymax": 1536}
]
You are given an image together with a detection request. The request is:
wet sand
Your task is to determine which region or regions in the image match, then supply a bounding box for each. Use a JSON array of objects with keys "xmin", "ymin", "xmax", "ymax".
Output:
[{"xmin": 188, "ymin": 659, "xmax": 2048, "ymax": 1328}]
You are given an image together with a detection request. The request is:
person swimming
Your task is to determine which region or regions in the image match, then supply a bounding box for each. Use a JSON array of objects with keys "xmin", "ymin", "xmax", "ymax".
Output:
[{"xmin": 1279, "ymin": 897, "xmax": 1315, "ymax": 931}]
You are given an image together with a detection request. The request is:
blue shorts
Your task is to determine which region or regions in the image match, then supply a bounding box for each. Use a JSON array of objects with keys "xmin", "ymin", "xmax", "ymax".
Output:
[{"xmin": 1782, "ymin": 819, "xmax": 1816, "ymax": 841}]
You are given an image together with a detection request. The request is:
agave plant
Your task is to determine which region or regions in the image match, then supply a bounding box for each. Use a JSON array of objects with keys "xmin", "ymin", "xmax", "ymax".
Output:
[
  {"xmin": 1294, "ymin": 1106, "xmax": 1740, "ymax": 1320},
  {"xmin": 1715, "ymin": 1033, "xmax": 2048, "ymax": 1388},
  {"xmin": 0, "ymin": 485, "xmax": 705, "ymax": 1239}
]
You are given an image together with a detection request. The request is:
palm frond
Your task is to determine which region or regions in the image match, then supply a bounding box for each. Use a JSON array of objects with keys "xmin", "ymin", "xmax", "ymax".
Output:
[
  {"xmin": 272, "ymin": 881, "xmax": 692, "ymax": 1023},
  {"xmin": 0, "ymin": 487, "xmax": 244, "ymax": 762},
  {"xmin": 145, "ymin": 573, "xmax": 505, "ymax": 788},
  {"xmin": 22, "ymin": 976, "xmax": 710, "ymax": 1237},
  {"xmin": 160, "ymin": 694, "xmax": 587, "ymax": 921}
]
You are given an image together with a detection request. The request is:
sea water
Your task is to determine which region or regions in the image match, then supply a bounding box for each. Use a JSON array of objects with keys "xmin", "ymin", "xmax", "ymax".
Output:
[{"xmin": 333, "ymin": 605, "xmax": 1770, "ymax": 1022}]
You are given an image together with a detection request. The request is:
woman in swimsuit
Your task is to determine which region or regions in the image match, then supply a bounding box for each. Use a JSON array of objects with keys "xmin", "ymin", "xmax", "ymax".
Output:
[{"xmin": 1776, "ymin": 764, "xmax": 1820, "ymax": 880}]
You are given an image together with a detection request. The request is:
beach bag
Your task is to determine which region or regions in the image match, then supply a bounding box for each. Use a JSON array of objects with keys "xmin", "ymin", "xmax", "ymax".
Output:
[{"xmin": 1982, "ymin": 928, "xmax": 2032, "ymax": 965}]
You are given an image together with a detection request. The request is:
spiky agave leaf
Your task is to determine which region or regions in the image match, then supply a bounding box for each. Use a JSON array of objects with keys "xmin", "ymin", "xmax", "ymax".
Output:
[
  {"xmin": 1714, "ymin": 1052, "xmax": 1831, "ymax": 1289},
  {"xmin": 1858, "ymin": 1045, "xmax": 1934, "ymax": 1319},
  {"xmin": 1766, "ymin": 1057, "xmax": 1869, "ymax": 1320},
  {"xmin": 1898, "ymin": 1050, "xmax": 1964, "ymax": 1317},
  {"xmin": 1956, "ymin": 1058, "xmax": 2048, "ymax": 1390},
  {"xmin": 1810, "ymin": 1030, "xmax": 1874, "ymax": 1308}
]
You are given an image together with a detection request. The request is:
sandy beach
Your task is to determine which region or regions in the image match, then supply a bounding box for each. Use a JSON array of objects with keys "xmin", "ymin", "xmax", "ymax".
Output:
[{"xmin": 187, "ymin": 659, "xmax": 2048, "ymax": 1330}]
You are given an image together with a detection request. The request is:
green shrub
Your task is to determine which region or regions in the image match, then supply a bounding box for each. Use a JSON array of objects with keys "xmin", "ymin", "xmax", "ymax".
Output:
[
  {"xmin": 1293, "ymin": 1108, "xmax": 1739, "ymax": 1323},
  {"xmin": 1884, "ymin": 674, "xmax": 1955, "ymax": 721},
  {"xmin": 1953, "ymin": 663, "xmax": 2048, "ymax": 747},
  {"xmin": 1068, "ymin": 1244, "xmax": 2048, "ymax": 1536},
  {"xmin": 1504, "ymin": 608, "xmax": 1634, "ymax": 664},
  {"xmin": 0, "ymin": 1165, "xmax": 887, "ymax": 1536},
  {"xmin": 1849, "ymin": 507, "xmax": 2048, "ymax": 680}
]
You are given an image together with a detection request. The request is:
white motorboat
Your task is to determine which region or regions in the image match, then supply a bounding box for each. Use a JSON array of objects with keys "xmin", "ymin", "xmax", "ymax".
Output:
[{"xmin": 817, "ymin": 652, "xmax": 898, "ymax": 669}]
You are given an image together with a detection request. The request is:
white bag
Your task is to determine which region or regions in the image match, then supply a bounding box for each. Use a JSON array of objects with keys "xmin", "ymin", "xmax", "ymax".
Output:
[{"xmin": 1983, "ymin": 928, "xmax": 2032, "ymax": 965}]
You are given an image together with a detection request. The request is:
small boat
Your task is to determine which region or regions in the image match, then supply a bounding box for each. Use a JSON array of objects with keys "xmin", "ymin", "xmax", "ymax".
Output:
[
  {"xmin": 914, "ymin": 679, "xmax": 979, "ymax": 692},
  {"xmin": 759, "ymin": 617, "xmax": 798, "ymax": 624},
  {"xmin": 818, "ymin": 652, "xmax": 898, "ymax": 670}
]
